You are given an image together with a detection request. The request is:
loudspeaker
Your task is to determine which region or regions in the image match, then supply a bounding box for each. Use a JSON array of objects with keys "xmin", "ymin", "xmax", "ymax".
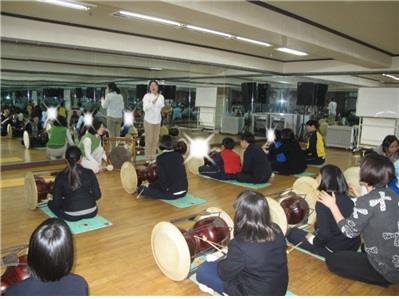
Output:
[
  {"xmin": 241, "ymin": 82, "xmax": 257, "ymax": 103},
  {"xmin": 314, "ymin": 84, "xmax": 328, "ymax": 107},
  {"xmin": 257, "ymin": 84, "xmax": 269, "ymax": 104},
  {"xmin": 136, "ymin": 85, "xmax": 147, "ymax": 100},
  {"xmin": 297, "ymin": 82, "xmax": 315, "ymax": 106},
  {"xmin": 161, "ymin": 85, "xmax": 176, "ymax": 99}
]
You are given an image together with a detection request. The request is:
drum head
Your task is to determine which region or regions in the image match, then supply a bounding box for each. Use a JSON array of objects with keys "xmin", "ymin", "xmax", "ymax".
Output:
[
  {"xmin": 265, "ymin": 197, "xmax": 288, "ymax": 235},
  {"xmin": 293, "ymin": 177, "xmax": 318, "ymax": 190},
  {"xmin": 186, "ymin": 158, "xmax": 204, "ymax": 175},
  {"xmin": 120, "ymin": 162, "xmax": 137, "ymax": 194},
  {"xmin": 24, "ymin": 172, "xmax": 38, "ymax": 210},
  {"xmin": 344, "ymin": 166, "xmax": 361, "ymax": 195},
  {"xmin": 110, "ymin": 146, "xmax": 132, "ymax": 169},
  {"xmin": 151, "ymin": 221, "xmax": 191, "ymax": 281},
  {"xmin": 197, "ymin": 207, "xmax": 234, "ymax": 239},
  {"xmin": 23, "ymin": 131, "xmax": 30, "ymax": 149}
]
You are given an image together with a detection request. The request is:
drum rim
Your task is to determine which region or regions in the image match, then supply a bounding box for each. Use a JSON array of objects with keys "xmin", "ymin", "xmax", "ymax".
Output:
[
  {"xmin": 24, "ymin": 172, "xmax": 38, "ymax": 210},
  {"xmin": 7, "ymin": 124, "xmax": 12, "ymax": 137},
  {"xmin": 120, "ymin": 161, "xmax": 137, "ymax": 194},
  {"xmin": 151, "ymin": 221, "xmax": 191, "ymax": 281},
  {"xmin": 265, "ymin": 197, "xmax": 288, "ymax": 235},
  {"xmin": 292, "ymin": 176, "xmax": 318, "ymax": 190},
  {"xmin": 23, "ymin": 131, "xmax": 30, "ymax": 149}
]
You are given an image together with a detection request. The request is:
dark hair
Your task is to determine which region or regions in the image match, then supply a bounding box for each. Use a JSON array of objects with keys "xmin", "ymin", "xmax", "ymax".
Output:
[
  {"xmin": 107, "ymin": 82, "xmax": 117, "ymax": 93},
  {"xmin": 306, "ymin": 119, "xmax": 320, "ymax": 129},
  {"xmin": 274, "ymin": 129, "xmax": 282, "ymax": 141},
  {"xmin": 381, "ymin": 135, "xmax": 398, "ymax": 155},
  {"xmin": 65, "ymin": 146, "xmax": 82, "ymax": 191},
  {"xmin": 222, "ymin": 137, "xmax": 235, "ymax": 150},
  {"xmin": 233, "ymin": 191, "xmax": 276, "ymax": 242},
  {"xmin": 318, "ymin": 164, "xmax": 348, "ymax": 194},
  {"xmin": 360, "ymin": 154, "xmax": 395, "ymax": 188},
  {"xmin": 240, "ymin": 131, "xmax": 255, "ymax": 144},
  {"xmin": 55, "ymin": 116, "xmax": 67, "ymax": 127},
  {"xmin": 148, "ymin": 80, "xmax": 159, "ymax": 92},
  {"xmin": 28, "ymin": 218, "xmax": 73, "ymax": 282},
  {"xmin": 86, "ymin": 118, "xmax": 104, "ymax": 135},
  {"xmin": 280, "ymin": 128, "xmax": 295, "ymax": 142},
  {"xmin": 159, "ymin": 134, "xmax": 173, "ymax": 150}
]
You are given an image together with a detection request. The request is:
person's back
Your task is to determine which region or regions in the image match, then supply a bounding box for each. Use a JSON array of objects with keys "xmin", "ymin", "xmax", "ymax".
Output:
[
  {"xmin": 47, "ymin": 126, "xmax": 67, "ymax": 148},
  {"xmin": 5, "ymin": 273, "xmax": 88, "ymax": 296},
  {"xmin": 103, "ymin": 91, "xmax": 124, "ymax": 118},
  {"xmin": 156, "ymin": 150, "xmax": 188, "ymax": 194},
  {"xmin": 242, "ymin": 143, "xmax": 272, "ymax": 183},
  {"xmin": 220, "ymin": 149, "xmax": 241, "ymax": 174},
  {"xmin": 220, "ymin": 228, "xmax": 288, "ymax": 296}
]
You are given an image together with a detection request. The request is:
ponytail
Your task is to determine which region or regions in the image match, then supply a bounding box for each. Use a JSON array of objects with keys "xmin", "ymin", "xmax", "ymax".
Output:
[{"xmin": 65, "ymin": 146, "xmax": 82, "ymax": 191}]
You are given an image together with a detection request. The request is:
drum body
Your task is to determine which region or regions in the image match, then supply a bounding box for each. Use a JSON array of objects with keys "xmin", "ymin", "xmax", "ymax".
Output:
[
  {"xmin": 137, "ymin": 164, "xmax": 158, "ymax": 186},
  {"xmin": 151, "ymin": 207, "xmax": 233, "ymax": 281},
  {"xmin": 110, "ymin": 145, "xmax": 132, "ymax": 169},
  {"xmin": 1, "ymin": 255, "xmax": 30, "ymax": 295},
  {"xmin": 24, "ymin": 172, "xmax": 55, "ymax": 210},
  {"xmin": 120, "ymin": 162, "xmax": 158, "ymax": 194},
  {"xmin": 279, "ymin": 193, "xmax": 309, "ymax": 225}
]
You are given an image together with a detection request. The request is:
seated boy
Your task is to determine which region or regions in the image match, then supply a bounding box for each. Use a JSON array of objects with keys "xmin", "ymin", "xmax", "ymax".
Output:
[
  {"xmin": 198, "ymin": 137, "xmax": 241, "ymax": 180},
  {"xmin": 236, "ymin": 132, "xmax": 272, "ymax": 184},
  {"xmin": 138, "ymin": 135, "xmax": 188, "ymax": 200},
  {"xmin": 303, "ymin": 120, "xmax": 326, "ymax": 165}
]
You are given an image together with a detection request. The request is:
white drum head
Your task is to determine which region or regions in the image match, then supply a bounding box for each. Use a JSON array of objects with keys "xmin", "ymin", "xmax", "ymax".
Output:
[
  {"xmin": 7, "ymin": 124, "xmax": 12, "ymax": 137},
  {"xmin": 265, "ymin": 197, "xmax": 288, "ymax": 235},
  {"xmin": 151, "ymin": 221, "xmax": 191, "ymax": 281},
  {"xmin": 24, "ymin": 172, "xmax": 38, "ymax": 210},
  {"xmin": 293, "ymin": 177, "xmax": 318, "ymax": 190},
  {"xmin": 120, "ymin": 161, "xmax": 137, "ymax": 194},
  {"xmin": 23, "ymin": 131, "xmax": 30, "ymax": 149},
  {"xmin": 186, "ymin": 157, "xmax": 204, "ymax": 175},
  {"xmin": 344, "ymin": 166, "xmax": 361, "ymax": 195}
]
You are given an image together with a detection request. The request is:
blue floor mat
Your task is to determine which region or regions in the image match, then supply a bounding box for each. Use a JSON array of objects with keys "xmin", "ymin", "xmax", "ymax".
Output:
[
  {"xmin": 199, "ymin": 175, "xmax": 271, "ymax": 190},
  {"xmin": 161, "ymin": 193, "xmax": 207, "ymax": 208}
]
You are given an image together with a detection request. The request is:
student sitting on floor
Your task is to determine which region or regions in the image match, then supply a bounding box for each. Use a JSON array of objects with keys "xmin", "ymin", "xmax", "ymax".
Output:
[
  {"xmin": 196, "ymin": 190, "xmax": 288, "ymax": 296},
  {"xmin": 267, "ymin": 128, "xmax": 307, "ymax": 175},
  {"xmin": 263, "ymin": 129, "xmax": 286, "ymax": 164},
  {"xmin": 48, "ymin": 146, "xmax": 101, "ymax": 222},
  {"xmin": 79, "ymin": 119, "xmax": 107, "ymax": 174},
  {"xmin": 287, "ymin": 164, "xmax": 360, "ymax": 258},
  {"xmin": 319, "ymin": 154, "xmax": 399, "ymax": 286},
  {"xmin": 236, "ymin": 132, "xmax": 272, "ymax": 184},
  {"xmin": 198, "ymin": 137, "xmax": 241, "ymax": 180},
  {"xmin": 46, "ymin": 116, "xmax": 74, "ymax": 160},
  {"xmin": 375, "ymin": 135, "xmax": 399, "ymax": 162},
  {"xmin": 23, "ymin": 113, "xmax": 46, "ymax": 148},
  {"xmin": 303, "ymin": 120, "xmax": 326, "ymax": 165},
  {"xmin": 138, "ymin": 135, "xmax": 188, "ymax": 200},
  {"xmin": 5, "ymin": 218, "xmax": 89, "ymax": 296}
]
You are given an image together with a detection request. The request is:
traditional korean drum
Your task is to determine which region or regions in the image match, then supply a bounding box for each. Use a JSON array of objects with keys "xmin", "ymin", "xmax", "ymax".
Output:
[
  {"xmin": 120, "ymin": 162, "xmax": 159, "ymax": 194},
  {"xmin": 24, "ymin": 171, "xmax": 56, "ymax": 210},
  {"xmin": 151, "ymin": 207, "xmax": 233, "ymax": 281},
  {"xmin": 344, "ymin": 166, "xmax": 361, "ymax": 196},
  {"xmin": 1, "ymin": 245, "xmax": 29, "ymax": 295},
  {"xmin": 7, "ymin": 124, "xmax": 12, "ymax": 138},
  {"xmin": 109, "ymin": 145, "xmax": 132, "ymax": 169}
]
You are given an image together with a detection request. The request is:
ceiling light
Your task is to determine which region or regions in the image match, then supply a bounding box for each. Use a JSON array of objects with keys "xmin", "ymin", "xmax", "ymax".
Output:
[
  {"xmin": 276, "ymin": 47, "xmax": 308, "ymax": 56},
  {"xmin": 186, "ymin": 25, "xmax": 232, "ymax": 38},
  {"xmin": 236, "ymin": 36, "xmax": 271, "ymax": 47},
  {"xmin": 382, "ymin": 73, "xmax": 399, "ymax": 81},
  {"xmin": 277, "ymin": 81, "xmax": 290, "ymax": 84},
  {"xmin": 37, "ymin": 0, "xmax": 91, "ymax": 10},
  {"xmin": 117, "ymin": 11, "xmax": 182, "ymax": 27},
  {"xmin": 149, "ymin": 67, "xmax": 163, "ymax": 71}
]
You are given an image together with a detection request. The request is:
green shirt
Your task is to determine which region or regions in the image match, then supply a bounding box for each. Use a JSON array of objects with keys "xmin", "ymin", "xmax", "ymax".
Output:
[
  {"xmin": 47, "ymin": 126, "xmax": 67, "ymax": 149},
  {"xmin": 79, "ymin": 132, "xmax": 101, "ymax": 156}
]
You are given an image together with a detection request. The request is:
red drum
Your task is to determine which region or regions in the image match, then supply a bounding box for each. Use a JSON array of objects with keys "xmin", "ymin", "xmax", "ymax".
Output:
[
  {"xmin": 279, "ymin": 193, "xmax": 309, "ymax": 225},
  {"xmin": 35, "ymin": 177, "xmax": 54, "ymax": 201},
  {"xmin": 136, "ymin": 164, "xmax": 158, "ymax": 186},
  {"xmin": 1, "ymin": 255, "xmax": 29, "ymax": 295},
  {"xmin": 25, "ymin": 172, "xmax": 55, "ymax": 210}
]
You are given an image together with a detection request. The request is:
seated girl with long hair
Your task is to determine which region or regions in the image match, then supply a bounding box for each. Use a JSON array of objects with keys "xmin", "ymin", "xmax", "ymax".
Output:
[
  {"xmin": 48, "ymin": 146, "xmax": 101, "ymax": 222},
  {"xmin": 5, "ymin": 218, "xmax": 88, "ymax": 295},
  {"xmin": 196, "ymin": 190, "xmax": 288, "ymax": 296},
  {"xmin": 287, "ymin": 165, "xmax": 360, "ymax": 257}
]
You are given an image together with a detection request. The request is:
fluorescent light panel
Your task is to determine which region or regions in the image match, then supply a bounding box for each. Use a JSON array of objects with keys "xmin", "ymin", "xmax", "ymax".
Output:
[
  {"xmin": 276, "ymin": 47, "xmax": 308, "ymax": 56},
  {"xmin": 186, "ymin": 25, "xmax": 232, "ymax": 38},
  {"xmin": 382, "ymin": 73, "xmax": 399, "ymax": 81},
  {"xmin": 236, "ymin": 36, "xmax": 271, "ymax": 47},
  {"xmin": 118, "ymin": 11, "xmax": 182, "ymax": 27},
  {"xmin": 38, "ymin": 0, "xmax": 91, "ymax": 10}
]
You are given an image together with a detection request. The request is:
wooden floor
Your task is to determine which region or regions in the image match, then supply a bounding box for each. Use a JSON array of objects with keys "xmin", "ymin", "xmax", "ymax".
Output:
[{"xmin": 1, "ymin": 146, "xmax": 398, "ymax": 295}]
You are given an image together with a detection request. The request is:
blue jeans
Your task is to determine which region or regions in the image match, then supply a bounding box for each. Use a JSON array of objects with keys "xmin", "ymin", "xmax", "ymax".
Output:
[{"xmin": 196, "ymin": 261, "xmax": 225, "ymax": 295}]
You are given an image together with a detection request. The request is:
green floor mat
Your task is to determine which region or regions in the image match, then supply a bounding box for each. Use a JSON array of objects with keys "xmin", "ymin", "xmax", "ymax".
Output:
[
  {"xmin": 135, "ymin": 155, "xmax": 146, "ymax": 162},
  {"xmin": 293, "ymin": 171, "xmax": 316, "ymax": 178},
  {"xmin": 161, "ymin": 193, "xmax": 207, "ymax": 208},
  {"xmin": 39, "ymin": 205, "xmax": 112, "ymax": 234},
  {"xmin": 199, "ymin": 175, "xmax": 271, "ymax": 190},
  {"xmin": 309, "ymin": 163, "xmax": 326, "ymax": 168}
]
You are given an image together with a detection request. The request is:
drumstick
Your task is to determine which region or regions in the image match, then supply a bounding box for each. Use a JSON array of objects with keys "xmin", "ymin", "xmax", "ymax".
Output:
[
  {"xmin": 1, "ymin": 117, "xmax": 10, "ymax": 125},
  {"xmin": 193, "ymin": 236, "xmax": 225, "ymax": 253},
  {"xmin": 286, "ymin": 240, "xmax": 305, "ymax": 254},
  {"xmin": 136, "ymin": 186, "xmax": 145, "ymax": 199}
]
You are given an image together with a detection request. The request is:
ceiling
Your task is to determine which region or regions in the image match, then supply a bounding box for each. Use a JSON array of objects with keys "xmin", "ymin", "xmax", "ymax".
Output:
[{"xmin": 1, "ymin": 1, "xmax": 398, "ymax": 89}]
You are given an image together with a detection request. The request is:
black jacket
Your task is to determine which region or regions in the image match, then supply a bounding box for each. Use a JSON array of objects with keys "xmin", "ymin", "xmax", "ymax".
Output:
[
  {"xmin": 53, "ymin": 165, "xmax": 101, "ymax": 212},
  {"xmin": 240, "ymin": 144, "xmax": 272, "ymax": 183},
  {"xmin": 314, "ymin": 193, "xmax": 360, "ymax": 251},
  {"xmin": 25, "ymin": 122, "xmax": 43, "ymax": 135},
  {"xmin": 269, "ymin": 140, "xmax": 307, "ymax": 174},
  {"xmin": 151, "ymin": 150, "xmax": 188, "ymax": 194},
  {"xmin": 218, "ymin": 227, "xmax": 288, "ymax": 296}
]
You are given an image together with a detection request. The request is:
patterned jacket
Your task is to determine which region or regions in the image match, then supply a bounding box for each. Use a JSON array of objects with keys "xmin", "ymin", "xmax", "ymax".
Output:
[{"xmin": 338, "ymin": 187, "xmax": 399, "ymax": 283}]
